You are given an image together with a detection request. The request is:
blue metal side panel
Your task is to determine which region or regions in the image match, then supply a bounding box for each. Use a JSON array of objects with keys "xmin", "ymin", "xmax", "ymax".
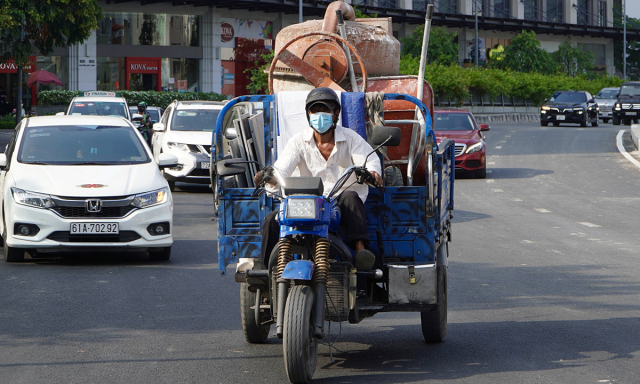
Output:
[{"xmin": 341, "ymin": 92, "xmax": 367, "ymax": 139}]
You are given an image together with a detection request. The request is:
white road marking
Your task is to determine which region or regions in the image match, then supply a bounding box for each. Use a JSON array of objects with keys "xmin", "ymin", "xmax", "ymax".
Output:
[
  {"xmin": 579, "ymin": 222, "xmax": 601, "ymax": 228},
  {"xmin": 488, "ymin": 162, "xmax": 496, "ymax": 165},
  {"xmin": 535, "ymin": 208, "xmax": 551, "ymax": 213},
  {"xmin": 492, "ymin": 189, "xmax": 503, "ymax": 193},
  {"xmin": 500, "ymin": 140, "xmax": 507, "ymax": 143},
  {"xmin": 616, "ymin": 130, "xmax": 640, "ymax": 169},
  {"xmin": 510, "ymin": 197, "xmax": 523, "ymax": 201},
  {"xmin": 486, "ymin": 179, "xmax": 495, "ymax": 183},
  {"xmin": 486, "ymin": 170, "xmax": 493, "ymax": 174},
  {"xmin": 495, "ymin": 146, "xmax": 502, "ymax": 149}
]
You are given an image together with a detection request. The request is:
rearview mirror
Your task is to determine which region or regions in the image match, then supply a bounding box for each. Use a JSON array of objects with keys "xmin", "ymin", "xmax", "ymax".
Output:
[
  {"xmin": 370, "ymin": 125, "xmax": 401, "ymax": 147},
  {"xmin": 153, "ymin": 123, "xmax": 165, "ymax": 132},
  {"xmin": 216, "ymin": 158, "xmax": 248, "ymax": 177},
  {"xmin": 588, "ymin": 99, "xmax": 595, "ymax": 103},
  {"xmin": 157, "ymin": 153, "xmax": 179, "ymax": 169},
  {"xmin": 479, "ymin": 124, "xmax": 490, "ymax": 131},
  {"xmin": 224, "ymin": 127, "xmax": 237, "ymax": 140}
]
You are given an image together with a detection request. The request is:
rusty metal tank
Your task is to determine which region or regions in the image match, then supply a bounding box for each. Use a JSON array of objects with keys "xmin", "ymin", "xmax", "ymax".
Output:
[{"xmin": 271, "ymin": 1, "xmax": 400, "ymax": 92}]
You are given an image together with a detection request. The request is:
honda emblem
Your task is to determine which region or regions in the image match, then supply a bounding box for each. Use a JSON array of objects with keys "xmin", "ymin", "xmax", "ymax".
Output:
[{"xmin": 86, "ymin": 199, "xmax": 102, "ymax": 213}]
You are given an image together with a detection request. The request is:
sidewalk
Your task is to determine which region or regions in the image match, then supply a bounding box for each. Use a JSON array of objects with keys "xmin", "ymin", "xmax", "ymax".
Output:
[{"xmin": 473, "ymin": 113, "xmax": 539, "ymax": 124}]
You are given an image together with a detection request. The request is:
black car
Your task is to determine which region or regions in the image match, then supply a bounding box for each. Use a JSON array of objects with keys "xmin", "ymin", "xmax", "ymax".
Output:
[
  {"xmin": 540, "ymin": 90, "xmax": 599, "ymax": 127},
  {"xmin": 612, "ymin": 82, "xmax": 640, "ymax": 125}
]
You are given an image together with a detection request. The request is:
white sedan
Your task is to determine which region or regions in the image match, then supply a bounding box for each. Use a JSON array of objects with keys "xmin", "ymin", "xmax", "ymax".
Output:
[{"xmin": 0, "ymin": 115, "xmax": 178, "ymax": 262}]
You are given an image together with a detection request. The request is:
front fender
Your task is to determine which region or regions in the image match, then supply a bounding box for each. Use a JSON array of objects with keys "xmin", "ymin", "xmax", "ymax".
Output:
[{"xmin": 280, "ymin": 260, "xmax": 315, "ymax": 280}]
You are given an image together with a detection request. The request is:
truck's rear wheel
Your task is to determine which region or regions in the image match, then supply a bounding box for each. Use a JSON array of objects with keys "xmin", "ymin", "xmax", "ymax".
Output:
[
  {"xmin": 421, "ymin": 265, "xmax": 447, "ymax": 343},
  {"xmin": 283, "ymin": 285, "xmax": 317, "ymax": 384},
  {"xmin": 240, "ymin": 283, "xmax": 271, "ymax": 343}
]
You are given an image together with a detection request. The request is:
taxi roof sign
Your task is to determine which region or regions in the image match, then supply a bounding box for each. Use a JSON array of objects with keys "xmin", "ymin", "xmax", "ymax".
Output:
[{"xmin": 83, "ymin": 91, "xmax": 120, "ymax": 97}]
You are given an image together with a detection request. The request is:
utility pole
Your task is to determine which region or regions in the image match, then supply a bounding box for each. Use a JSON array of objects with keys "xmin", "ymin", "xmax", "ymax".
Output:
[
  {"xmin": 623, "ymin": 0, "xmax": 627, "ymax": 80},
  {"xmin": 15, "ymin": 19, "xmax": 24, "ymax": 125},
  {"xmin": 475, "ymin": 0, "xmax": 479, "ymax": 68},
  {"xmin": 299, "ymin": 0, "xmax": 303, "ymax": 23}
]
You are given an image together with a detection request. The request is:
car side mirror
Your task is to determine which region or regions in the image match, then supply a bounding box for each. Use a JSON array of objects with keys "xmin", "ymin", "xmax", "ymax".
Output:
[
  {"xmin": 153, "ymin": 123, "xmax": 165, "ymax": 132},
  {"xmin": 216, "ymin": 158, "xmax": 248, "ymax": 177},
  {"xmin": 370, "ymin": 125, "xmax": 402, "ymax": 147},
  {"xmin": 543, "ymin": 99, "xmax": 548, "ymax": 103},
  {"xmin": 0, "ymin": 153, "xmax": 6, "ymax": 168},
  {"xmin": 588, "ymin": 99, "xmax": 595, "ymax": 103},
  {"xmin": 224, "ymin": 127, "xmax": 237, "ymax": 140},
  {"xmin": 479, "ymin": 124, "xmax": 490, "ymax": 131},
  {"xmin": 157, "ymin": 153, "xmax": 179, "ymax": 169},
  {"xmin": 56, "ymin": 112, "xmax": 65, "ymax": 116},
  {"xmin": 616, "ymin": 94, "xmax": 619, "ymax": 98}
]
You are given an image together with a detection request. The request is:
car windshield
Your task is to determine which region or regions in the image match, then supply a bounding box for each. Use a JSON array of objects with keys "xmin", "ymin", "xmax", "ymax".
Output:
[
  {"xmin": 130, "ymin": 108, "xmax": 161, "ymax": 123},
  {"xmin": 596, "ymin": 89, "xmax": 618, "ymax": 99},
  {"xmin": 171, "ymin": 109, "xmax": 220, "ymax": 131},
  {"xmin": 549, "ymin": 92, "xmax": 586, "ymax": 103},
  {"xmin": 619, "ymin": 85, "xmax": 640, "ymax": 96},
  {"xmin": 17, "ymin": 125, "xmax": 151, "ymax": 165},
  {"xmin": 434, "ymin": 113, "xmax": 475, "ymax": 131},
  {"xmin": 69, "ymin": 101, "xmax": 128, "ymax": 118}
]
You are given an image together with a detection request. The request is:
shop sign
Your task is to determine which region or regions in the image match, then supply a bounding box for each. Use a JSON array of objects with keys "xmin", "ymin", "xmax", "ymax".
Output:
[
  {"xmin": 221, "ymin": 22, "xmax": 234, "ymax": 43},
  {"xmin": 129, "ymin": 61, "xmax": 159, "ymax": 73},
  {"xmin": 0, "ymin": 60, "xmax": 34, "ymax": 73},
  {"xmin": 177, "ymin": 80, "xmax": 187, "ymax": 93}
]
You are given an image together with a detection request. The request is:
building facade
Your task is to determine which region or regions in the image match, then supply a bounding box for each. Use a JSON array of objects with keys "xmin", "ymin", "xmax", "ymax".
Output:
[{"xmin": 3, "ymin": 0, "xmax": 638, "ymax": 113}]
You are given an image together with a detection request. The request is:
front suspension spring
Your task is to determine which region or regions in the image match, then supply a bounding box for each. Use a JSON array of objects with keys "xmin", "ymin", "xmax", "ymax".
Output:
[
  {"xmin": 276, "ymin": 238, "xmax": 293, "ymax": 280},
  {"xmin": 313, "ymin": 237, "xmax": 330, "ymax": 285}
]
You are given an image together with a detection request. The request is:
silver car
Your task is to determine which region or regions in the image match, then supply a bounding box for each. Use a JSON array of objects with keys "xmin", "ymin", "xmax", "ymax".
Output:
[{"xmin": 595, "ymin": 87, "xmax": 618, "ymax": 123}]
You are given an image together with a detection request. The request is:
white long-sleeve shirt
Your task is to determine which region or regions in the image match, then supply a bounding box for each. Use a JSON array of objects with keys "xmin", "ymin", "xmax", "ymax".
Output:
[{"xmin": 270, "ymin": 125, "xmax": 382, "ymax": 203}]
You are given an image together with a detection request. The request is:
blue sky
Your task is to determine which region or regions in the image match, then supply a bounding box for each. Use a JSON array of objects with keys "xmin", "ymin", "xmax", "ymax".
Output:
[{"xmin": 628, "ymin": 2, "xmax": 640, "ymax": 20}]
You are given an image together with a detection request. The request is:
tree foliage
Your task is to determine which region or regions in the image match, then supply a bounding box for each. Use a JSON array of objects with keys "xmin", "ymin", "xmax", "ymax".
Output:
[
  {"xmin": 489, "ymin": 30, "xmax": 558, "ymax": 74},
  {"xmin": 0, "ymin": 0, "xmax": 103, "ymax": 66},
  {"xmin": 551, "ymin": 41, "xmax": 594, "ymax": 77},
  {"xmin": 613, "ymin": 15, "xmax": 640, "ymax": 81},
  {"xmin": 245, "ymin": 51, "xmax": 274, "ymax": 95},
  {"xmin": 400, "ymin": 26, "xmax": 458, "ymax": 65}
]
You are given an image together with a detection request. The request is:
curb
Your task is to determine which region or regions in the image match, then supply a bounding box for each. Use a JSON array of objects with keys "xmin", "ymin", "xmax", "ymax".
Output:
[
  {"xmin": 473, "ymin": 113, "xmax": 540, "ymax": 124},
  {"xmin": 631, "ymin": 124, "xmax": 640, "ymax": 150}
]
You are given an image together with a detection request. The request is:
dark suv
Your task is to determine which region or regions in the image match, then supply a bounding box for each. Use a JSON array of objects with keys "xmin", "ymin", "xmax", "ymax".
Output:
[
  {"xmin": 613, "ymin": 82, "xmax": 640, "ymax": 125},
  {"xmin": 540, "ymin": 90, "xmax": 599, "ymax": 127}
]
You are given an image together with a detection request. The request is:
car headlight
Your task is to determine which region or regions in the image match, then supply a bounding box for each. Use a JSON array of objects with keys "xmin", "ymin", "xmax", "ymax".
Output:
[
  {"xmin": 131, "ymin": 188, "xmax": 169, "ymax": 208},
  {"xmin": 541, "ymin": 106, "xmax": 550, "ymax": 111},
  {"xmin": 615, "ymin": 104, "xmax": 621, "ymax": 110},
  {"xmin": 167, "ymin": 142, "xmax": 189, "ymax": 152},
  {"xmin": 11, "ymin": 188, "xmax": 56, "ymax": 209},
  {"xmin": 466, "ymin": 142, "xmax": 483, "ymax": 154},
  {"xmin": 286, "ymin": 198, "xmax": 316, "ymax": 219}
]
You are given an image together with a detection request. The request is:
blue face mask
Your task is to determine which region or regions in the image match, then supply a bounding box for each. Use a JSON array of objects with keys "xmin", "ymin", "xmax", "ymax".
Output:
[{"xmin": 309, "ymin": 112, "xmax": 334, "ymax": 134}]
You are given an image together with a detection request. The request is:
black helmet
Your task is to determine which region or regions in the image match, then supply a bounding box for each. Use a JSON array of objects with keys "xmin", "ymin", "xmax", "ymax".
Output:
[{"xmin": 305, "ymin": 87, "xmax": 341, "ymax": 115}]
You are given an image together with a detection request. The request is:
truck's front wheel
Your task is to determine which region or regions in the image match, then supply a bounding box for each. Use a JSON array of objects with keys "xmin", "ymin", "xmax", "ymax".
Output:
[{"xmin": 283, "ymin": 285, "xmax": 317, "ymax": 384}]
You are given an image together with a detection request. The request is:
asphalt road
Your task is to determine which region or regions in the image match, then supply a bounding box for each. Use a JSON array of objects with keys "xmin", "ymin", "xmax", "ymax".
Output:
[{"xmin": 2, "ymin": 121, "xmax": 640, "ymax": 383}]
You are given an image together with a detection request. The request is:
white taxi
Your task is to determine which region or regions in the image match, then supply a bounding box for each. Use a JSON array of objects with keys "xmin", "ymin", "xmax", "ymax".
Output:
[{"xmin": 0, "ymin": 115, "xmax": 178, "ymax": 262}]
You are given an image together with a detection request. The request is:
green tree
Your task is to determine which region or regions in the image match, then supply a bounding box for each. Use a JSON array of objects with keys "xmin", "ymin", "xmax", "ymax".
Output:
[
  {"xmin": 400, "ymin": 26, "xmax": 458, "ymax": 65},
  {"xmin": 245, "ymin": 51, "xmax": 274, "ymax": 95},
  {"xmin": 613, "ymin": 15, "xmax": 640, "ymax": 80},
  {"xmin": 490, "ymin": 30, "xmax": 558, "ymax": 74},
  {"xmin": 551, "ymin": 41, "xmax": 594, "ymax": 77},
  {"xmin": 0, "ymin": 0, "xmax": 103, "ymax": 67}
]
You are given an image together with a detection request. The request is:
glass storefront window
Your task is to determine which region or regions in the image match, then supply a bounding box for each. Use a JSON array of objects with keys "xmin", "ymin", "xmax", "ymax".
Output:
[
  {"xmin": 97, "ymin": 13, "xmax": 200, "ymax": 47},
  {"xmin": 97, "ymin": 57, "xmax": 200, "ymax": 92},
  {"xmin": 37, "ymin": 56, "xmax": 69, "ymax": 90}
]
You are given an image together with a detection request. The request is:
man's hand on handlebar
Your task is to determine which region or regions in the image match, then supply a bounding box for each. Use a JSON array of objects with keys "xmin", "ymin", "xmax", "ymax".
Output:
[
  {"xmin": 370, "ymin": 171, "xmax": 383, "ymax": 187},
  {"xmin": 254, "ymin": 167, "xmax": 277, "ymax": 187}
]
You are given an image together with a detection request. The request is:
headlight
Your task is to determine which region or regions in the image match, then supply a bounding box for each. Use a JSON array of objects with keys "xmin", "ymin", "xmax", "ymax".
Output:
[
  {"xmin": 466, "ymin": 142, "xmax": 483, "ymax": 154},
  {"xmin": 541, "ymin": 106, "xmax": 550, "ymax": 111},
  {"xmin": 167, "ymin": 142, "xmax": 189, "ymax": 152},
  {"xmin": 286, "ymin": 198, "xmax": 316, "ymax": 219},
  {"xmin": 131, "ymin": 188, "xmax": 169, "ymax": 208},
  {"xmin": 615, "ymin": 104, "xmax": 621, "ymax": 110},
  {"xmin": 11, "ymin": 188, "xmax": 56, "ymax": 209}
]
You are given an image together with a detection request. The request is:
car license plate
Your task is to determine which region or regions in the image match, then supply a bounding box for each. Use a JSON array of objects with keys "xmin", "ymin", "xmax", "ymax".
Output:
[
  {"xmin": 201, "ymin": 161, "xmax": 211, "ymax": 169},
  {"xmin": 627, "ymin": 112, "xmax": 637, "ymax": 116},
  {"xmin": 556, "ymin": 115, "xmax": 565, "ymax": 120},
  {"xmin": 70, "ymin": 223, "xmax": 119, "ymax": 234}
]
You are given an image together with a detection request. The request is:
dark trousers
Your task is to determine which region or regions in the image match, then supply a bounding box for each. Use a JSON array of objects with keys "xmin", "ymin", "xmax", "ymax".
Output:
[{"xmin": 260, "ymin": 190, "xmax": 369, "ymax": 266}]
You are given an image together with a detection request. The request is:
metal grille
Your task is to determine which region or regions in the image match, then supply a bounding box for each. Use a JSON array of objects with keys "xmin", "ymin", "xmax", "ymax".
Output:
[
  {"xmin": 325, "ymin": 270, "xmax": 349, "ymax": 321},
  {"xmin": 621, "ymin": 104, "xmax": 640, "ymax": 110},
  {"xmin": 454, "ymin": 144, "xmax": 466, "ymax": 157},
  {"xmin": 51, "ymin": 206, "xmax": 136, "ymax": 218},
  {"xmin": 47, "ymin": 231, "xmax": 141, "ymax": 243}
]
